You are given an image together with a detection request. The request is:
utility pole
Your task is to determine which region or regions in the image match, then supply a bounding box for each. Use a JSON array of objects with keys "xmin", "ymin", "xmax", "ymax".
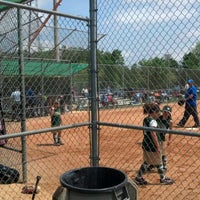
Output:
[{"xmin": 53, "ymin": 0, "xmax": 60, "ymax": 61}]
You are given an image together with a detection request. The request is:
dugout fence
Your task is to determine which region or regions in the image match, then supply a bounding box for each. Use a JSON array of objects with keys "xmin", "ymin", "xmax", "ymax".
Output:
[{"xmin": 0, "ymin": 0, "xmax": 200, "ymax": 200}]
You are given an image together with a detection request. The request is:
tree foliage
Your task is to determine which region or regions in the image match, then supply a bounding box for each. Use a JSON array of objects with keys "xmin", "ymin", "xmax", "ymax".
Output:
[
  {"xmin": 182, "ymin": 52, "xmax": 198, "ymax": 69},
  {"xmin": 24, "ymin": 41, "xmax": 200, "ymax": 91}
]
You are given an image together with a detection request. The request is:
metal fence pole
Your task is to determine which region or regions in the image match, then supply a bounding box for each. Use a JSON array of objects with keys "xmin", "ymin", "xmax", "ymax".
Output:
[
  {"xmin": 89, "ymin": 0, "xmax": 99, "ymax": 166},
  {"xmin": 17, "ymin": 7, "xmax": 27, "ymax": 183}
]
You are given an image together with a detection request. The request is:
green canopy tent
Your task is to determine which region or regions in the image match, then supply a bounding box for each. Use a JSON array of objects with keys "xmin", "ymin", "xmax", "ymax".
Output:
[
  {"xmin": 0, "ymin": 60, "xmax": 88, "ymax": 77},
  {"xmin": 0, "ymin": 0, "xmax": 29, "ymax": 12},
  {"xmin": 0, "ymin": 59, "xmax": 88, "ymax": 96}
]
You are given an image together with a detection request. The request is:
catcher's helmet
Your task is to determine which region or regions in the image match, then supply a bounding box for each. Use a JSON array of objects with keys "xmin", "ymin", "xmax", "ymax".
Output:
[{"xmin": 162, "ymin": 105, "xmax": 172, "ymax": 113}]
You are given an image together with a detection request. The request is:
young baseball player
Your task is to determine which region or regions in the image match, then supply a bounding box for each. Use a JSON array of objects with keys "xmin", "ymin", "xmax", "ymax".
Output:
[
  {"xmin": 147, "ymin": 105, "xmax": 173, "ymax": 172},
  {"xmin": 135, "ymin": 103, "xmax": 174, "ymax": 185},
  {"xmin": 50, "ymin": 101, "xmax": 64, "ymax": 146},
  {"xmin": 156, "ymin": 105, "xmax": 173, "ymax": 171}
]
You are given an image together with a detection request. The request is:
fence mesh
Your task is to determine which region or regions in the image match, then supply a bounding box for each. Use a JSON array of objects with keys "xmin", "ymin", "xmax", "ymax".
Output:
[
  {"xmin": 0, "ymin": 0, "xmax": 199, "ymax": 200},
  {"xmin": 97, "ymin": 1, "xmax": 200, "ymax": 199}
]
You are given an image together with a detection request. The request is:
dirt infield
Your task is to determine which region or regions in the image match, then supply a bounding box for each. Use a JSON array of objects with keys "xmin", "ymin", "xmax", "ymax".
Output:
[{"xmin": 1, "ymin": 102, "xmax": 200, "ymax": 199}]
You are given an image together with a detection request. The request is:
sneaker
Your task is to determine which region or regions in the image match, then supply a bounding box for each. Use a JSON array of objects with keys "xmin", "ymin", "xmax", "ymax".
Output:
[
  {"xmin": 54, "ymin": 141, "xmax": 59, "ymax": 146},
  {"xmin": 57, "ymin": 141, "xmax": 64, "ymax": 145},
  {"xmin": 135, "ymin": 177, "xmax": 148, "ymax": 185},
  {"xmin": 176, "ymin": 124, "xmax": 184, "ymax": 127},
  {"xmin": 192, "ymin": 124, "xmax": 199, "ymax": 128},
  {"xmin": 163, "ymin": 167, "xmax": 167, "ymax": 172},
  {"xmin": 53, "ymin": 134, "xmax": 57, "ymax": 145},
  {"xmin": 57, "ymin": 138, "xmax": 64, "ymax": 145},
  {"xmin": 160, "ymin": 177, "xmax": 174, "ymax": 184},
  {"xmin": 53, "ymin": 139, "xmax": 57, "ymax": 146}
]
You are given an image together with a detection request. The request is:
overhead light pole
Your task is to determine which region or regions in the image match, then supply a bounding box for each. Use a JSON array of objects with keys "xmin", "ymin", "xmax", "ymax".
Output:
[{"xmin": 53, "ymin": 0, "xmax": 60, "ymax": 61}]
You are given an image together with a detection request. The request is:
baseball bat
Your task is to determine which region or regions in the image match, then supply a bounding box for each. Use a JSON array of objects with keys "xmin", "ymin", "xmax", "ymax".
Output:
[{"xmin": 32, "ymin": 176, "xmax": 41, "ymax": 200}]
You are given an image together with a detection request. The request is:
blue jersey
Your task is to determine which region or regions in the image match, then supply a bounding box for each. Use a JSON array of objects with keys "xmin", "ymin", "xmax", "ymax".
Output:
[{"xmin": 185, "ymin": 85, "xmax": 197, "ymax": 106}]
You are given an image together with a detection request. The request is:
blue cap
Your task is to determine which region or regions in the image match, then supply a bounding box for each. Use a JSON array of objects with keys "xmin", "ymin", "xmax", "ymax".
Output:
[{"xmin": 187, "ymin": 79, "xmax": 194, "ymax": 84}]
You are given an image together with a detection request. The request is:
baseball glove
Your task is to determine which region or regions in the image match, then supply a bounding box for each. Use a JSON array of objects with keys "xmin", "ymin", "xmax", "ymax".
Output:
[{"xmin": 178, "ymin": 99, "xmax": 185, "ymax": 106}]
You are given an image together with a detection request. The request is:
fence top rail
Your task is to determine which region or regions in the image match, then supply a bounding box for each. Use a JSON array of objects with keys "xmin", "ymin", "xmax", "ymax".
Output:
[
  {"xmin": 0, "ymin": 122, "xmax": 91, "ymax": 140},
  {"xmin": 0, "ymin": 0, "xmax": 89, "ymax": 22},
  {"xmin": 98, "ymin": 122, "xmax": 200, "ymax": 138}
]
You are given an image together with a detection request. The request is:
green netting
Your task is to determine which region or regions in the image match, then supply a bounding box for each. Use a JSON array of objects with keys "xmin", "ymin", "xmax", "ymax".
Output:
[
  {"xmin": 0, "ymin": 0, "xmax": 29, "ymax": 12},
  {"xmin": 0, "ymin": 60, "xmax": 88, "ymax": 77}
]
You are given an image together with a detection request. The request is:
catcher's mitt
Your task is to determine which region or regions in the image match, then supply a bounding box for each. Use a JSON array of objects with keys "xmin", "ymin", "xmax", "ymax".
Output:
[{"xmin": 178, "ymin": 99, "xmax": 185, "ymax": 106}]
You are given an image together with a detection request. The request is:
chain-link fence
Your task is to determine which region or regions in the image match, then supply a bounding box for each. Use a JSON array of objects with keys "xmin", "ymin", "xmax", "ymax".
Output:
[
  {"xmin": 0, "ymin": 1, "xmax": 91, "ymax": 199},
  {"xmin": 0, "ymin": 0, "xmax": 200, "ymax": 199}
]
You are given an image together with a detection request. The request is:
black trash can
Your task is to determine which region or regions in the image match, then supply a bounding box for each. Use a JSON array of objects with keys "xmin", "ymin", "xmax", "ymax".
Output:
[{"xmin": 60, "ymin": 166, "xmax": 130, "ymax": 200}]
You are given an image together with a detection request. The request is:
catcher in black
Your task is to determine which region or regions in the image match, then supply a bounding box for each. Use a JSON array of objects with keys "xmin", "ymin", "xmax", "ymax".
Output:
[
  {"xmin": 135, "ymin": 104, "xmax": 174, "ymax": 185},
  {"xmin": 147, "ymin": 105, "xmax": 173, "ymax": 172},
  {"xmin": 177, "ymin": 79, "xmax": 199, "ymax": 127},
  {"xmin": 157, "ymin": 105, "xmax": 172, "ymax": 171}
]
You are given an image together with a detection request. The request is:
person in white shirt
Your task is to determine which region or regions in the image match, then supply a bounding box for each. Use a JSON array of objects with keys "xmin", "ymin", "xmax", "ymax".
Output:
[{"xmin": 10, "ymin": 89, "xmax": 21, "ymax": 121}]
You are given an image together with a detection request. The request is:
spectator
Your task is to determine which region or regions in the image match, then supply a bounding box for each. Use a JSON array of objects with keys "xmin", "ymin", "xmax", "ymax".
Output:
[
  {"xmin": 26, "ymin": 87, "xmax": 37, "ymax": 117},
  {"xmin": 106, "ymin": 86, "xmax": 112, "ymax": 94},
  {"xmin": 81, "ymin": 87, "xmax": 89, "ymax": 98},
  {"xmin": 10, "ymin": 88, "xmax": 21, "ymax": 121},
  {"xmin": 81, "ymin": 88, "xmax": 85, "ymax": 97},
  {"xmin": 84, "ymin": 88, "xmax": 89, "ymax": 98},
  {"xmin": 36, "ymin": 93, "xmax": 46, "ymax": 116},
  {"xmin": 71, "ymin": 89, "xmax": 75, "ymax": 103}
]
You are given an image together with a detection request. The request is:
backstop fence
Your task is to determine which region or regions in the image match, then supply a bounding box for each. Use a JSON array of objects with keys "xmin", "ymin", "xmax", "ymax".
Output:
[{"xmin": 0, "ymin": 0, "xmax": 199, "ymax": 199}]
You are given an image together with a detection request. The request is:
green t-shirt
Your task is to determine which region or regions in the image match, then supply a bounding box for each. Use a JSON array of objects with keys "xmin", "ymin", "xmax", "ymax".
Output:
[
  {"xmin": 142, "ymin": 116, "xmax": 158, "ymax": 152},
  {"xmin": 51, "ymin": 107, "xmax": 61, "ymax": 126}
]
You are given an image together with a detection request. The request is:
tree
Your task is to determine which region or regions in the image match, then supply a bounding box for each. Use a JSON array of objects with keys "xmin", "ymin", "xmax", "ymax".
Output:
[
  {"xmin": 97, "ymin": 49, "xmax": 126, "ymax": 89},
  {"xmin": 111, "ymin": 49, "xmax": 124, "ymax": 65},
  {"xmin": 133, "ymin": 56, "xmax": 179, "ymax": 90},
  {"xmin": 97, "ymin": 49, "xmax": 124, "ymax": 65},
  {"xmin": 138, "ymin": 56, "xmax": 178, "ymax": 68},
  {"xmin": 182, "ymin": 52, "xmax": 199, "ymax": 69},
  {"xmin": 192, "ymin": 42, "xmax": 200, "ymax": 64}
]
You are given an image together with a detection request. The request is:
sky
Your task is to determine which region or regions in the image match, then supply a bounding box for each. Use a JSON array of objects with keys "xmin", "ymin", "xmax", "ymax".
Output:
[
  {"xmin": 96, "ymin": 0, "xmax": 200, "ymax": 65},
  {"xmin": 29, "ymin": 0, "xmax": 200, "ymax": 66},
  {"xmin": 33, "ymin": 0, "xmax": 89, "ymax": 18}
]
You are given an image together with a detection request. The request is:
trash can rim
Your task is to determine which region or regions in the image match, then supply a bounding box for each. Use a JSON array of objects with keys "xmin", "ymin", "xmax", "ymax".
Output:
[{"xmin": 60, "ymin": 166, "xmax": 127, "ymax": 194}]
